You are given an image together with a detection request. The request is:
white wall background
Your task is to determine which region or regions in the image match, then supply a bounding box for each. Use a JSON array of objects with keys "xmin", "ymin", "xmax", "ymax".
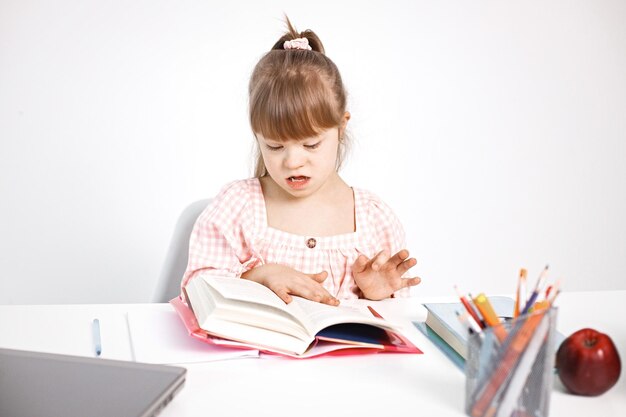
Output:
[{"xmin": 1, "ymin": 0, "xmax": 625, "ymax": 304}]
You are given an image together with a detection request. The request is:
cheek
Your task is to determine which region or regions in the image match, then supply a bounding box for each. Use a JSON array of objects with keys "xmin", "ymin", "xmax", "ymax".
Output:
[
  {"xmin": 321, "ymin": 146, "xmax": 340, "ymax": 167},
  {"xmin": 260, "ymin": 152, "xmax": 280, "ymax": 171}
]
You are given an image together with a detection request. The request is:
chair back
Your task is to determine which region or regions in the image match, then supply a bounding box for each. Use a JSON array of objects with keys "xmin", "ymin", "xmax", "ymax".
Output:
[{"xmin": 152, "ymin": 199, "xmax": 211, "ymax": 302}]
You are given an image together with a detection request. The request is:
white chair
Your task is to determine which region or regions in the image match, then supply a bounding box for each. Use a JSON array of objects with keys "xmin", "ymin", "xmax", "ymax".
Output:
[{"xmin": 152, "ymin": 199, "xmax": 211, "ymax": 302}]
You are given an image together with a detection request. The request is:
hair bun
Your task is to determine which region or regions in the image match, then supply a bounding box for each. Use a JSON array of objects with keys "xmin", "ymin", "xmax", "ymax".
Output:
[{"xmin": 270, "ymin": 17, "xmax": 326, "ymax": 54}]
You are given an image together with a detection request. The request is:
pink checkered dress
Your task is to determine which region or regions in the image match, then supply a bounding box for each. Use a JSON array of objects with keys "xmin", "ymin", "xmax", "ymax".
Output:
[{"xmin": 181, "ymin": 178, "xmax": 409, "ymax": 299}]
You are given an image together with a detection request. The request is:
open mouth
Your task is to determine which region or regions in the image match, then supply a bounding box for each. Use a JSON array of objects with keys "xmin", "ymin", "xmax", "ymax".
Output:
[
  {"xmin": 286, "ymin": 176, "xmax": 310, "ymax": 189},
  {"xmin": 288, "ymin": 176, "xmax": 309, "ymax": 183}
]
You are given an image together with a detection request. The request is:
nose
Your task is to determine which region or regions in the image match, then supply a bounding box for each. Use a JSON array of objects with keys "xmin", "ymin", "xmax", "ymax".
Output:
[{"xmin": 283, "ymin": 146, "xmax": 306, "ymax": 169}]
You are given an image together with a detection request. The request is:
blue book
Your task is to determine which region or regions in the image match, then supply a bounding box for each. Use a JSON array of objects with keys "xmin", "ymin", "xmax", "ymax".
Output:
[
  {"xmin": 415, "ymin": 296, "xmax": 515, "ymax": 371},
  {"xmin": 414, "ymin": 321, "xmax": 466, "ymax": 371}
]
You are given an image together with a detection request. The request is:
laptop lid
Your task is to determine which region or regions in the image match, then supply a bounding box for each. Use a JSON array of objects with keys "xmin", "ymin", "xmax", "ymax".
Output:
[{"xmin": 0, "ymin": 348, "xmax": 186, "ymax": 417}]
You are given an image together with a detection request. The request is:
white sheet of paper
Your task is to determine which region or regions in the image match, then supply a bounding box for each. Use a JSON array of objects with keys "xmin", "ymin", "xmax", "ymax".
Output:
[
  {"xmin": 0, "ymin": 306, "xmax": 133, "ymax": 360},
  {"xmin": 126, "ymin": 308, "xmax": 259, "ymax": 364}
]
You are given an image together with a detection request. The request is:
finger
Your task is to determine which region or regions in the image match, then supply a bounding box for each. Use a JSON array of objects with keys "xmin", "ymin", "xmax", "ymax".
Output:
[
  {"xmin": 371, "ymin": 250, "xmax": 389, "ymax": 271},
  {"xmin": 319, "ymin": 292, "xmax": 340, "ymax": 306},
  {"xmin": 308, "ymin": 270, "xmax": 329, "ymax": 283},
  {"xmin": 293, "ymin": 282, "xmax": 339, "ymax": 306},
  {"xmin": 324, "ymin": 296, "xmax": 340, "ymax": 306},
  {"xmin": 352, "ymin": 255, "xmax": 369, "ymax": 274},
  {"xmin": 387, "ymin": 249, "xmax": 410, "ymax": 267},
  {"xmin": 396, "ymin": 257, "xmax": 417, "ymax": 275},
  {"xmin": 276, "ymin": 288, "xmax": 293, "ymax": 304},
  {"xmin": 400, "ymin": 276, "xmax": 422, "ymax": 288},
  {"xmin": 289, "ymin": 280, "xmax": 324, "ymax": 302},
  {"xmin": 309, "ymin": 290, "xmax": 339, "ymax": 306}
]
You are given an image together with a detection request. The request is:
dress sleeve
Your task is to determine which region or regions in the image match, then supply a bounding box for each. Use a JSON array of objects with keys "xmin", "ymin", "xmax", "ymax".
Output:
[
  {"xmin": 366, "ymin": 196, "xmax": 406, "ymax": 255},
  {"xmin": 365, "ymin": 193, "xmax": 413, "ymax": 298},
  {"xmin": 180, "ymin": 181, "xmax": 261, "ymax": 292}
]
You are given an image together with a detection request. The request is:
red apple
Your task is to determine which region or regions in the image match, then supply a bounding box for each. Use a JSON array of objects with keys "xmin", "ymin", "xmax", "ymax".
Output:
[{"xmin": 556, "ymin": 328, "xmax": 621, "ymax": 396}]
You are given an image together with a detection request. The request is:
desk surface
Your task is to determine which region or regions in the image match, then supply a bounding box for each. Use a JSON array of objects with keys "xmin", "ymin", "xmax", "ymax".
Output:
[{"xmin": 1, "ymin": 291, "xmax": 625, "ymax": 417}]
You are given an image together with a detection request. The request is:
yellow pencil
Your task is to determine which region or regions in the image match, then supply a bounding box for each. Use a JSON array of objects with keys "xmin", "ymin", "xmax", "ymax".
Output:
[{"xmin": 472, "ymin": 293, "xmax": 508, "ymax": 342}]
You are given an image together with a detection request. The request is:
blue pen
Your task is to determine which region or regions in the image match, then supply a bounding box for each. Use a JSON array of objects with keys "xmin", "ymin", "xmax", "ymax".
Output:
[{"xmin": 92, "ymin": 318, "xmax": 102, "ymax": 356}]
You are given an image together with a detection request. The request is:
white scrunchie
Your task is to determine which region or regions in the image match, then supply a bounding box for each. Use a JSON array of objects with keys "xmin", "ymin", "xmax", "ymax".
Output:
[{"xmin": 283, "ymin": 37, "xmax": 312, "ymax": 51}]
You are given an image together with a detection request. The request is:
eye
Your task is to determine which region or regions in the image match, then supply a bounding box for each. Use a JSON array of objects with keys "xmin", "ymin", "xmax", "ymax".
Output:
[
  {"xmin": 304, "ymin": 142, "xmax": 321, "ymax": 150},
  {"xmin": 265, "ymin": 144, "xmax": 283, "ymax": 151}
]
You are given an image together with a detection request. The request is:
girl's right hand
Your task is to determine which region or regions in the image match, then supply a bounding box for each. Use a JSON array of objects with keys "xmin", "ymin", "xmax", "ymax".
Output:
[{"xmin": 241, "ymin": 263, "xmax": 340, "ymax": 306}]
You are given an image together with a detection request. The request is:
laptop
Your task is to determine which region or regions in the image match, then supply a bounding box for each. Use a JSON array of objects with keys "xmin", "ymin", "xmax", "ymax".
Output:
[{"xmin": 0, "ymin": 348, "xmax": 186, "ymax": 417}]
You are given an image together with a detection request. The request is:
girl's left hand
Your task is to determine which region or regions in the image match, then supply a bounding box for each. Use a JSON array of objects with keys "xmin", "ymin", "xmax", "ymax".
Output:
[{"xmin": 352, "ymin": 249, "xmax": 421, "ymax": 300}]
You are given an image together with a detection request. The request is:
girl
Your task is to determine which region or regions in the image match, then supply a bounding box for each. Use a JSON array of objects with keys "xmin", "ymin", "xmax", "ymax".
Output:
[{"xmin": 181, "ymin": 19, "xmax": 421, "ymax": 305}]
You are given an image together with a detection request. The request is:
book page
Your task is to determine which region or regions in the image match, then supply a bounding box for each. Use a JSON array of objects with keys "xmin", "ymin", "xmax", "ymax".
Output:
[
  {"xmin": 290, "ymin": 297, "xmax": 400, "ymax": 335},
  {"xmin": 203, "ymin": 274, "xmax": 290, "ymax": 310},
  {"xmin": 200, "ymin": 315, "xmax": 312, "ymax": 355},
  {"xmin": 188, "ymin": 276, "xmax": 309, "ymax": 339}
]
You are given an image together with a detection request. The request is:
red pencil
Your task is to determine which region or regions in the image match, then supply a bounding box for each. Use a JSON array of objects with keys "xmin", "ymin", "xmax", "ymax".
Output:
[
  {"xmin": 455, "ymin": 286, "xmax": 485, "ymax": 329},
  {"xmin": 367, "ymin": 305, "xmax": 384, "ymax": 319}
]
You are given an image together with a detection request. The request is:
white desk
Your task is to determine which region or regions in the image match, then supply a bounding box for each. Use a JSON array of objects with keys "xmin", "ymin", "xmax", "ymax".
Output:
[{"xmin": 1, "ymin": 291, "xmax": 625, "ymax": 416}]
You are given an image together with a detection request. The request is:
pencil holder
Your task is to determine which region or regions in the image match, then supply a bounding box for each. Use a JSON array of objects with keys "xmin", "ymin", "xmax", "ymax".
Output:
[{"xmin": 464, "ymin": 307, "xmax": 558, "ymax": 417}]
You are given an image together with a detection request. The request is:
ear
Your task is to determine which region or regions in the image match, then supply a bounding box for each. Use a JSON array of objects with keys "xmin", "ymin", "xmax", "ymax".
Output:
[
  {"xmin": 339, "ymin": 112, "xmax": 351, "ymax": 138},
  {"xmin": 341, "ymin": 111, "xmax": 351, "ymax": 129}
]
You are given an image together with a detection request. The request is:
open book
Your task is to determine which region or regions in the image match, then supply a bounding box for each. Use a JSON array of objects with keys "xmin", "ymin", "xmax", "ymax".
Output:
[{"xmin": 176, "ymin": 274, "xmax": 421, "ymax": 358}]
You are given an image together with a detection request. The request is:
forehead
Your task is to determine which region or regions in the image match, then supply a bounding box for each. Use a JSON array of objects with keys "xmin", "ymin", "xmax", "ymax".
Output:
[{"xmin": 257, "ymin": 127, "xmax": 337, "ymax": 143}]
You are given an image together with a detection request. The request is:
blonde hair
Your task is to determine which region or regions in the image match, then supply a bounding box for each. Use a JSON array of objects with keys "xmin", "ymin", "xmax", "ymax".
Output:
[{"xmin": 249, "ymin": 18, "xmax": 349, "ymax": 177}]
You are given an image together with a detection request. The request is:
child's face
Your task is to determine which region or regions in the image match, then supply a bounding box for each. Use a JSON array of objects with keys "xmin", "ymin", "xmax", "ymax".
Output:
[{"xmin": 256, "ymin": 126, "xmax": 341, "ymax": 198}]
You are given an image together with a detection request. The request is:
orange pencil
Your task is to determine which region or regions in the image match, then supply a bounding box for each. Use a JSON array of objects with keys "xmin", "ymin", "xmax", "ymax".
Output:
[{"xmin": 514, "ymin": 268, "xmax": 527, "ymax": 318}]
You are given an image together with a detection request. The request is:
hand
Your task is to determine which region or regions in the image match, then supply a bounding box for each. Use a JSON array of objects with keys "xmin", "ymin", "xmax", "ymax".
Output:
[
  {"xmin": 241, "ymin": 263, "xmax": 340, "ymax": 306},
  {"xmin": 352, "ymin": 249, "xmax": 421, "ymax": 300}
]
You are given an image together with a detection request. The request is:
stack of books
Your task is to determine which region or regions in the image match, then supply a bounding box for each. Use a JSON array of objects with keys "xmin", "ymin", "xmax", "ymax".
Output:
[
  {"xmin": 415, "ymin": 296, "xmax": 514, "ymax": 370},
  {"xmin": 415, "ymin": 267, "xmax": 563, "ymax": 371}
]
